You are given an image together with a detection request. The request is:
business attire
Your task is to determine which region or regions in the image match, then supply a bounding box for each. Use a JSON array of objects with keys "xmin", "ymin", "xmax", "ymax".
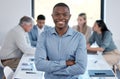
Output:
[
  {"xmin": 89, "ymin": 31, "xmax": 120, "ymax": 69},
  {"xmin": 28, "ymin": 25, "xmax": 50, "ymax": 47},
  {"xmin": 35, "ymin": 27, "xmax": 87, "ymax": 79},
  {"xmin": 73, "ymin": 25, "xmax": 92, "ymax": 43},
  {"xmin": 0, "ymin": 25, "xmax": 35, "ymax": 68}
]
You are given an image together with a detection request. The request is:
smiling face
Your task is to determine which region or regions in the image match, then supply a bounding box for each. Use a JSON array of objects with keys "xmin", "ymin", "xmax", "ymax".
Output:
[
  {"xmin": 52, "ymin": 6, "xmax": 71, "ymax": 29},
  {"xmin": 77, "ymin": 16, "xmax": 86, "ymax": 27},
  {"xmin": 93, "ymin": 22, "xmax": 101, "ymax": 33}
]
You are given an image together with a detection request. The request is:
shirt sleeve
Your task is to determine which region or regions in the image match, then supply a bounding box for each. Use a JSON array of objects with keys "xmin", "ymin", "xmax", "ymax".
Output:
[
  {"xmin": 35, "ymin": 32, "xmax": 66, "ymax": 73},
  {"xmin": 89, "ymin": 32, "xmax": 95, "ymax": 45},
  {"xmin": 52, "ymin": 35, "xmax": 87, "ymax": 75},
  {"xmin": 28, "ymin": 32, "xmax": 37, "ymax": 47},
  {"xmin": 100, "ymin": 32, "xmax": 112, "ymax": 49},
  {"xmin": 14, "ymin": 31, "xmax": 35, "ymax": 55}
]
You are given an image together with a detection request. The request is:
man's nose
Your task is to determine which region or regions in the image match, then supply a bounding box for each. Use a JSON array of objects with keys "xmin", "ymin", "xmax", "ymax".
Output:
[{"xmin": 59, "ymin": 14, "xmax": 64, "ymax": 20}]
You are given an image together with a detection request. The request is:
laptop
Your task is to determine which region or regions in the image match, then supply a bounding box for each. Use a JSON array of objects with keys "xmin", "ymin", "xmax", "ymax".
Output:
[{"xmin": 88, "ymin": 70, "xmax": 115, "ymax": 77}]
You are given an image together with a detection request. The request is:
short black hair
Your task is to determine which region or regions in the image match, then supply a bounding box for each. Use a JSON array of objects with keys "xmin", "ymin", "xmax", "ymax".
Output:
[
  {"xmin": 37, "ymin": 15, "xmax": 45, "ymax": 20},
  {"xmin": 53, "ymin": 3, "xmax": 70, "ymax": 12}
]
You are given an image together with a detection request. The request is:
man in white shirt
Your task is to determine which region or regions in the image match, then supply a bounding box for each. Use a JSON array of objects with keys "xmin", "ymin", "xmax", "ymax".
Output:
[
  {"xmin": 28, "ymin": 14, "xmax": 50, "ymax": 47},
  {"xmin": 0, "ymin": 16, "xmax": 36, "ymax": 69}
]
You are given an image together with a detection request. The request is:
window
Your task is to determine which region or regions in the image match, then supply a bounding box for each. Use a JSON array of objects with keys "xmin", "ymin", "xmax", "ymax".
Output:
[{"xmin": 32, "ymin": 0, "xmax": 102, "ymax": 27}]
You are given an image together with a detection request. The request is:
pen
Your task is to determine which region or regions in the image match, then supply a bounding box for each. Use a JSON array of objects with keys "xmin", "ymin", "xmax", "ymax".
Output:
[
  {"xmin": 94, "ymin": 60, "xmax": 97, "ymax": 63},
  {"xmin": 21, "ymin": 68, "xmax": 32, "ymax": 71},
  {"xmin": 26, "ymin": 72, "xmax": 36, "ymax": 74}
]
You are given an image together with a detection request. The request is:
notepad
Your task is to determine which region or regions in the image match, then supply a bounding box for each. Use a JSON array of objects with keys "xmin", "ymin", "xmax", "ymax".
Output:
[
  {"xmin": 88, "ymin": 70, "xmax": 115, "ymax": 77},
  {"xmin": 21, "ymin": 63, "xmax": 33, "ymax": 71}
]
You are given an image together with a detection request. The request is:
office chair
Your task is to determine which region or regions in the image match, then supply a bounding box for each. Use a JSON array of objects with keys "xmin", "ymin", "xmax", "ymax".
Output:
[{"xmin": 3, "ymin": 66, "xmax": 14, "ymax": 79}]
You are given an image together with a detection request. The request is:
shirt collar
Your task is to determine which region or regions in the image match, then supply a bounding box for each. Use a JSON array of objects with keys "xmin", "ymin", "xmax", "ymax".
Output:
[
  {"xmin": 18, "ymin": 25, "xmax": 26, "ymax": 33},
  {"xmin": 37, "ymin": 25, "xmax": 44, "ymax": 30},
  {"xmin": 51, "ymin": 27, "xmax": 73, "ymax": 36}
]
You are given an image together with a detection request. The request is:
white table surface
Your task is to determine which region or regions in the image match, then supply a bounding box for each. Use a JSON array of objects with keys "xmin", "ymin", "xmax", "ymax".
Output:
[
  {"xmin": 12, "ymin": 54, "xmax": 44, "ymax": 79},
  {"xmin": 79, "ymin": 54, "xmax": 117, "ymax": 79},
  {"xmin": 12, "ymin": 54, "xmax": 117, "ymax": 79}
]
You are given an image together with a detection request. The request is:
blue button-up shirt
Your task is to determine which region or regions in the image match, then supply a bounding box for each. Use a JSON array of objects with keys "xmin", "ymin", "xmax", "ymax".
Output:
[{"xmin": 35, "ymin": 27, "xmax": 87, "ymax": 79}]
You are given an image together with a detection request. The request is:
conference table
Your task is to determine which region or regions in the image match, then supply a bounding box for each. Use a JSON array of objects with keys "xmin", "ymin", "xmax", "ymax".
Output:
[{"xmin": 12, "ymin": 53, "xmax": 117, "ymax": 79}]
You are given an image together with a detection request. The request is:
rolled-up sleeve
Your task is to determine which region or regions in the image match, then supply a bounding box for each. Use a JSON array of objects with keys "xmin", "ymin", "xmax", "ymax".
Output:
[
  {"xmin": 35, "ymin": 32, "xmax": 67, "ymax": 73},
  {"xmin": 52, "ymin": 35, "xmax": 87, "ymax": 75}
]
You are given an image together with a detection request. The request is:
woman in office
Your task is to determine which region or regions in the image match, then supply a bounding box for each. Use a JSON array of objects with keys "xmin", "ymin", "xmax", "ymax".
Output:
[
  {"xmin": 73, "ymin": 13, "xmax": 92, "ymax": 43},
  {"xmin": 87, "ymin": 20, "xmax": 120, "ymax": 71}
]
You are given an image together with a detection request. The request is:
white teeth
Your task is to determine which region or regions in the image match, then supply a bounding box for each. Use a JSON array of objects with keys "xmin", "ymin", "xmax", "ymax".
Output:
[{"xmin": 58, "ymin": 21, "xmax": 64, "ymax": 24}]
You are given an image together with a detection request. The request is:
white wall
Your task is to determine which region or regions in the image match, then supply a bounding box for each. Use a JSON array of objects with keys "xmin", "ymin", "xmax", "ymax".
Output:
[
  {"xmin": 104, "ymin": 0, "xmax": 120, "ymax": 50},
  {"xmin": 0, "ymin": 0, "xmax": 31, "ymax": 45}
]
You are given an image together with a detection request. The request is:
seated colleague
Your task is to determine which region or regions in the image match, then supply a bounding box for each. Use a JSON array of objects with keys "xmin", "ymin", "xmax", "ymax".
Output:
[
  {"xmin": 73, "ymin": 13, "xmax": 92, "ymax": 43},
  {"xmin": 0, "ymin": 16, "xmax": 36, "ymax": 69},
  {"xmin": 35, "ymin": 3, "xmax": 87, "ymax": 79},
  {"xmin": 28, "ymin": 14, "xmax": 50, "ymax": 47},
  {"xmin": 87, "ymin": 20, "xmax": 120, "ymax": 70}
]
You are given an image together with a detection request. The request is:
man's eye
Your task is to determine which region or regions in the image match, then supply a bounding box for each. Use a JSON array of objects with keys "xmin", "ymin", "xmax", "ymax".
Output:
[
  {"xmin": 55, "ymin": 14, "xmax": 59, "ymax": 16},
  {"xmin": 54, "ymin": 13, "xmax": 69, "ymax": 17},
  {"xmin": 63, "ymin": 14, "xmax": 68, "ymax": 17}
]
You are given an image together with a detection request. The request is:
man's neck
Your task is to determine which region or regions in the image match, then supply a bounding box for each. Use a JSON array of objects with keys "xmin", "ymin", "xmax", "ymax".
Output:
[
  {"xmin": 39, "ymin": 27, "xmax": 43, "ymax": 29},
  {"xmin": 37, "ymin": 25, "xmax": 44, "ymax": 29},
  {"xmin": 55, "ymin": 26, "xmax": 68, "ymax": 36}
]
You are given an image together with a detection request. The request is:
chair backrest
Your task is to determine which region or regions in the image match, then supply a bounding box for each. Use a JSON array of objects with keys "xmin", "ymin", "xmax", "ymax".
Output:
[
  {"xmin": 4, "ymin": 66, "xmax": 14, "ymax": 79},
  {"xmin": 0, "ymin": 46, "xmax": 4, "ymax": 67},
  {"xmin": 0, "ymin": 60, "xmax": 4, "ymax": 67}
]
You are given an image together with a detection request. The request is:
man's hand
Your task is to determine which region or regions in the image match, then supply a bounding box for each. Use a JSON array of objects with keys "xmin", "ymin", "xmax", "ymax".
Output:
[{"xmin": 66, "ymin": 60, "xmax": 75, "ymax": 66}]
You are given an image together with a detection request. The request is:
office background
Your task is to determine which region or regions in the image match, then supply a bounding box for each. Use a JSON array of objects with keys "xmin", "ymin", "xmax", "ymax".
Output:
[{"xmin": 0, "ymin": 0, "xmax": 120, "ymax": 50}]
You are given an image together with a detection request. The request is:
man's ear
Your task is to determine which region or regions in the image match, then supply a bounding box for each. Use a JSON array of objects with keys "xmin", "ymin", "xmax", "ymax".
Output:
[
  {"xmin": 70, "ymin": 14, "xmax": 71, "ymax": 18},
  {"xmin": 51, "ymin": 14, "xmax": 53, "ymax": 18}
]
